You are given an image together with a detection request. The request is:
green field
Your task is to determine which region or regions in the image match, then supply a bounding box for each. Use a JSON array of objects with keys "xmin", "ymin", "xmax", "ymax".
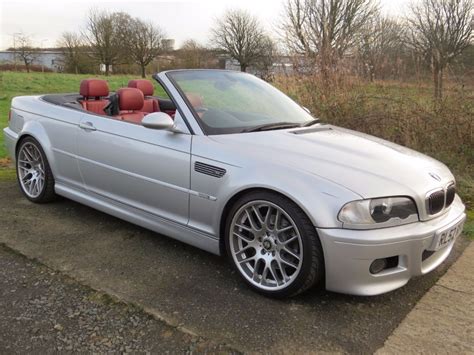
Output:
[{"xmin": 0, "ymin": 71, "xmax": 166, "ymax": 157}]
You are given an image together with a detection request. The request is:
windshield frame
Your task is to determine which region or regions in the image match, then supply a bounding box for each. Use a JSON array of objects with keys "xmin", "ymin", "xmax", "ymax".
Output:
[{"xmin": 165, "ymin": 69, "xmax": 314, "ymax": 135}]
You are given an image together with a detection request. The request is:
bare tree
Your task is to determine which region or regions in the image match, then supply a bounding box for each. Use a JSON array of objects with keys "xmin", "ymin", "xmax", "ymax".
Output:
[
  {"xmin": 128, "ymin": 19, "xmax": 165, "ymax": 78},
  {"xmin": 407, "ymin": 0, "xmax": 474, "ymax": 101},
  {"xmin": 84, "ymin": 9, "xmax": 122, "ymax": 75},
  {"xmin": 57, "ymin": 32, "xmax": 84, "ymax": 74},
  {"xmin": 179, "ymin": 39, "xmax": 208, "ymax": 68},
  {"xmin": 14, "ymin": 33, "xmax": 38, "ymax": 73},
  {"xmin": 357, "ymin": 16, "xmax": 405, "ymax": 81},
  {"xmin": 211, "ymin": 9, "xmax": 267, "ymax": 72},
  {"xmin": 255, "ymin": 36, "xmax": 278, "ymax": 80},
  {"xmin": 281, "ymin": 0, "xmax": 378, "ymax": 82}
]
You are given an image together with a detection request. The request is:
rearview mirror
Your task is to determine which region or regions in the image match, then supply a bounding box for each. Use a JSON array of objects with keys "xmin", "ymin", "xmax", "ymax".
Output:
[{"xmin": 142, "ymin": 112, "xmax": 174, "ymax": 130}]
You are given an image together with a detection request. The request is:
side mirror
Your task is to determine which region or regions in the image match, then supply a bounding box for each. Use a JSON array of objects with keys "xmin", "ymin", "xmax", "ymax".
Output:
[{"xmin": 142, "ymin": 112, "xmax": 174, "ymax": 130}]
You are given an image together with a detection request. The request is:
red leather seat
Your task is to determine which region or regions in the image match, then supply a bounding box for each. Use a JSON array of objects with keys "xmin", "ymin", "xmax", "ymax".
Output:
[
  {"xmin": 186, "ymin": 93, "xmax": 205, "ymax": 118},
  {"xmin": 128, "ymin": 79, "xmax": 159, "ymax": 113},
  {"xmin": 116, "ymin": 88, "xmax": 145, "ymax": 123},
  {"xmin": 80, "ymin": 79, "xmax": 109, "ymax": 115}
]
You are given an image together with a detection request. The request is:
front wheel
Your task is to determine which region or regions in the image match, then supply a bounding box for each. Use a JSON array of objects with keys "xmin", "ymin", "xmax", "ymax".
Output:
[
  {"xmin": 225, "ymin": 191, "xmax": 324, "ymax": 298},
  {"xmin": 16, "ymin": 137, "xmax": 57, "ymax": 203}
]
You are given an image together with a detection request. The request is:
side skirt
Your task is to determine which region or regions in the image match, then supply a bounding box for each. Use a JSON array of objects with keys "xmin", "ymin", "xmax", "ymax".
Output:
[{"xmin": 55, "ymin": 183, "xmax": 221, "ymax": 255}]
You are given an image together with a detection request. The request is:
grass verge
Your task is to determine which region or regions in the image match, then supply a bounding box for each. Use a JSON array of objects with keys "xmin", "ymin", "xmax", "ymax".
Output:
[{"xmin": 464, "ymin": 210, "xmax": 474, "ymax": 241}]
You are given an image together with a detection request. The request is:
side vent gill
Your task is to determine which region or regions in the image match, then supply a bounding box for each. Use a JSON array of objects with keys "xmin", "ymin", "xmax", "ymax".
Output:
[{"xmin": 194, "ymin": 161, "xmax": 226, "ymax": 178}]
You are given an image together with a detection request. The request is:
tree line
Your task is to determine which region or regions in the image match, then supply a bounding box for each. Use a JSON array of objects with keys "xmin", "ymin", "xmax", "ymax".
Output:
[{"xmin": 9, "ymin": 0, "xmax": 474, "ymax": 100}]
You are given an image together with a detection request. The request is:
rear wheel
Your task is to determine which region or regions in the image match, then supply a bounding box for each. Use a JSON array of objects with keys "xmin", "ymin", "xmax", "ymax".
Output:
[
  {"xmin": 16, "ymin": 137, "xmax": 57, "ymax": 203},
  {"xmin": 225, "ymin": 191, "xmax": 324, "ymax": 298}
]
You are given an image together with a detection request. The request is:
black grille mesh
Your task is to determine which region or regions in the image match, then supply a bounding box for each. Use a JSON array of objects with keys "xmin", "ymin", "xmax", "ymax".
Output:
[
  {"xmin": 427, "ymin": 190, "xmax": 445, "ymax": 215},
  {"xmin": 194, "ymin": 162, "xmax": 226, "ymax": 178},
  {"xmin": 446, "ymin": 184, "xmax": 456, "ymax": 207}
]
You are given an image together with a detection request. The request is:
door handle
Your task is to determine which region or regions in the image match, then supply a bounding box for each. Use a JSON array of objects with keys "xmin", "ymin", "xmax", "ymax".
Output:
[{"xmin": 79, "ymin": 121, "xmax": 96, "ymax": 131}]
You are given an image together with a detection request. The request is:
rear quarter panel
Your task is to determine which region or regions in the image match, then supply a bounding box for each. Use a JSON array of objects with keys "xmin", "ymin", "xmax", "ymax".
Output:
[{"xmin": 9, "ymin": 96, "xmax": 84, "ymax": 187}]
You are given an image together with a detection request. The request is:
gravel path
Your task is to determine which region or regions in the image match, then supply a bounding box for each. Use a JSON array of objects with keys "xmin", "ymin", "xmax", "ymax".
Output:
[{"xmin": 0, "ymin": 245, "xmax": 235, "ymax": 353}]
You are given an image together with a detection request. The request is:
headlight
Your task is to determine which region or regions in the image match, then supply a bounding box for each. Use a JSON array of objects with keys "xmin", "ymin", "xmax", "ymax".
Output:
[{"xmin": 338, "ymin": 197, "xmax": 419, "ymax": 229}]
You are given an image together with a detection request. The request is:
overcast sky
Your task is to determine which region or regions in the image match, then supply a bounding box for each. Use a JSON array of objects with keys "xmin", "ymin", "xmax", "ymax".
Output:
[{"xmin": 0, "ymin": 0, "xmax": 412, "ymax": 50}]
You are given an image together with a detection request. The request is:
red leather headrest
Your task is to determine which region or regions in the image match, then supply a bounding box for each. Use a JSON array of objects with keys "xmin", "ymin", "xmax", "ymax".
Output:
[
  {"xmin": 117, "ymin": 88, "xmax": 144, "ymax": 111},
  {"xmin": 128, "ymin": 79, "xmax": 154, "ymax": 96},
  {"xmin": 80, "ymin": 79, "xmax": 109, "ymax": 97},
  {"xmin": 186, "ymin": 93, "xmax": 203, "ymax": 108}
]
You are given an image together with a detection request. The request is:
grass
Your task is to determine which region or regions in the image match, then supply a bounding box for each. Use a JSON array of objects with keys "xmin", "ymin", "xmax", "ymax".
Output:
[
  {"xmin": 0, "ymin": 167, "xmax": 15, "ymax": 180},
  {"xmin": 464, "ymin": 210, "xmax": 474, "ymax": 241},
  {"xmin": 0, "ymin": 71, "xmax": 167, "ymax": 157}
]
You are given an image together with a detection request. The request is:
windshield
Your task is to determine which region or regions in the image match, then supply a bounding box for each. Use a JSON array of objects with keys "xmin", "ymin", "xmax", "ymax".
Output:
[{"xmin": 166, "ymin": 70, "xmax": 314, "ymax": 135}]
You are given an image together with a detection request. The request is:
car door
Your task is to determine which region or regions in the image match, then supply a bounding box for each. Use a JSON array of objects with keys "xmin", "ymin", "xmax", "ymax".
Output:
[{"xmin": 75, "ymin": 112, "xmax": 191, "ymax": 225}]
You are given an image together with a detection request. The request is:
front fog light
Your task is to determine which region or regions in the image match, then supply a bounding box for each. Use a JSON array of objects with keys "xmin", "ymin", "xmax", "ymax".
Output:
[{"xmin": 370, "ymin": 258, "xmax": 388, "ymax": 274}]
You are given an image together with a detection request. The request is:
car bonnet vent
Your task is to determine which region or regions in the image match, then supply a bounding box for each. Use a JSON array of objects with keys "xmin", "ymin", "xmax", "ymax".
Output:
[
  {"xmin": 194, "ymin": 162, "xmax": 226, "ymax": 178},
  {"xmin": 292, "ymin": 126, "xmax": 332, "ymax": 135}
]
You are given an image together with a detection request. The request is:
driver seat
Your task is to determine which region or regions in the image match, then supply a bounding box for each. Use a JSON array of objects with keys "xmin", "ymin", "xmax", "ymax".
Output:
[
  {"xmin": 116, "ymin": 88, "xmax": 145, "ymax": 124},
  {"xmin": 186, "ymin": 93, "xmax": 205, "ymax": 118}
]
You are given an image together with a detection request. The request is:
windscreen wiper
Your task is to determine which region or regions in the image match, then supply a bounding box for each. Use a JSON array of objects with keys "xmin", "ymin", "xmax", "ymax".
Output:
[
  {"xmin": 243, "ymin": 122, "xmax": 302, "ymax": 133},
  {"xmin": 300, "ymin": 118, "xmax": 320, "ymax": 127}
]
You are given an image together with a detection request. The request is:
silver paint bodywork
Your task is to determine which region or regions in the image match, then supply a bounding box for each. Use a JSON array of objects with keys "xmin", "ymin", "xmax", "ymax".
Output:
[{"xmin": 3, "ymin": 70, "xmax": 466, "ymax": 295}]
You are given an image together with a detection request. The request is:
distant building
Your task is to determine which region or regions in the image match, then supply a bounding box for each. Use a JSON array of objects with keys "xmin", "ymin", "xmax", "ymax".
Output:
[
  {"xmin": 223, "ymin": 56, "xmax": 295, "ymax": 76},
  {"xmin": 162, "ymin": 39, "xmax": 175, "ymax": 52},
  {"xmin": 0, "ymin": 50, "xmax": 64, "ymax": 71}
]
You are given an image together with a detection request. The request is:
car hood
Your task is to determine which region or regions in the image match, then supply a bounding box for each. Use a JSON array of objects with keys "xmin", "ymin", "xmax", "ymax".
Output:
[{"xmin": 209, "ymin": 125, "xmax": 454, "ymax": 199}]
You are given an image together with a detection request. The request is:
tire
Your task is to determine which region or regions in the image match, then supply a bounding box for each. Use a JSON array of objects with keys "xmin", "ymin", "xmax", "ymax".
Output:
[
  {"xmin": 225, "ymin": 190, "xmax": 324, "ymax": 298},
  {"xmin": 16, "ymin": 137, "xmax": 57, "ymax": 203}
]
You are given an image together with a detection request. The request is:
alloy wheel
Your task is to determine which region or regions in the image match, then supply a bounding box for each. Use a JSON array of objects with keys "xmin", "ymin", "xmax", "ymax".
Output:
[
  {"xmin": 17, "ymin": 142, "xmax": 46, "ymax": 198},
  {"xmin": 229, "ymin": 200, "xmax": 304, "ymax": 291}
]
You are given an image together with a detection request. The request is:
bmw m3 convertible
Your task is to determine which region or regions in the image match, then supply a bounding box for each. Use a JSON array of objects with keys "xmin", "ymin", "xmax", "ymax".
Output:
[{"xmin": 3, "ymin": 70, "xmax": 466, "ymax": 298}]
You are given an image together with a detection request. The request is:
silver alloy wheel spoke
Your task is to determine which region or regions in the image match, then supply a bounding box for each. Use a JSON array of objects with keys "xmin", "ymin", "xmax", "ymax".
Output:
[
  {"xmin": 17, "ymin": 143, "xmax": 46, "ymax": 199},
  {"xmin": 230, "ymin": 200, "xmax": 303, "ymax": 291},
  {"xmin": 283, "ymin": 246, "xmax": 300, "ymax": 261},
  {"xmin": 233, "ymin": 231, "xmax": 253, "ymax": 243}
]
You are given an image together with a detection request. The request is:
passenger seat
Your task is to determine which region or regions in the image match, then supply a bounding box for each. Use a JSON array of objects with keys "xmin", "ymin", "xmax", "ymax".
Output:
[
  {"xmin": 79, "ymin": 79, "xmax": 110, "ymax": 115},
  {"xmin": 128, "ymin": 79, "xmax": 160, "ymax": 113},
  {"xmin": 116, "ymin": 88, "xmax": 145, "ymax": 124}
]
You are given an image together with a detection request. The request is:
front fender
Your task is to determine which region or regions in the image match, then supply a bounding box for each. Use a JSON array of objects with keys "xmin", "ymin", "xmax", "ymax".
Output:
[
  {"xmin": 215, "ymin": 162, "xmax": 360, "ymax": 229},
  {"xmin": 188, "ymin": 152, "xmax": 361, "ymax": 241}
]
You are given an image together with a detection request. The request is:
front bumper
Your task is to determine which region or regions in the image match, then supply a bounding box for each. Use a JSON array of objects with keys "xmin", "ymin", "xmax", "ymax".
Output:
[{"xmin": 317, "ymin": 195, "xmax": 466, "ymax": 296}]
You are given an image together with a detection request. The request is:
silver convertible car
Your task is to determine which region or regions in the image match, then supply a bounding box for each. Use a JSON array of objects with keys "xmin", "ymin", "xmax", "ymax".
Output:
[{"xmin": 4, "ymin": 70, "xmax": 466, "ymax": 298}]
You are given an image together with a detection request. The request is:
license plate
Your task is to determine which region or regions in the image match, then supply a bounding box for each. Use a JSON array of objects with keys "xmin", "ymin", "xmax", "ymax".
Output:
[{"xmin": 433, "ymin": 220, "xmax": 464, "ymax": 250}]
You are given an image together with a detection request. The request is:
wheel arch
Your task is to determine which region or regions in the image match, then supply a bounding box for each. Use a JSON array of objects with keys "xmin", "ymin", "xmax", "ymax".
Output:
[
  {"xmin": 15, "ymin": 133, "xmax": 35, "ymax": 155},
  {"xmin": 218, "ymin": 186, "xmax": 316, "ymax": 256},
  {"xmin": 15, "ymin": 122, "xmax": 56, "ymax": 176}
]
